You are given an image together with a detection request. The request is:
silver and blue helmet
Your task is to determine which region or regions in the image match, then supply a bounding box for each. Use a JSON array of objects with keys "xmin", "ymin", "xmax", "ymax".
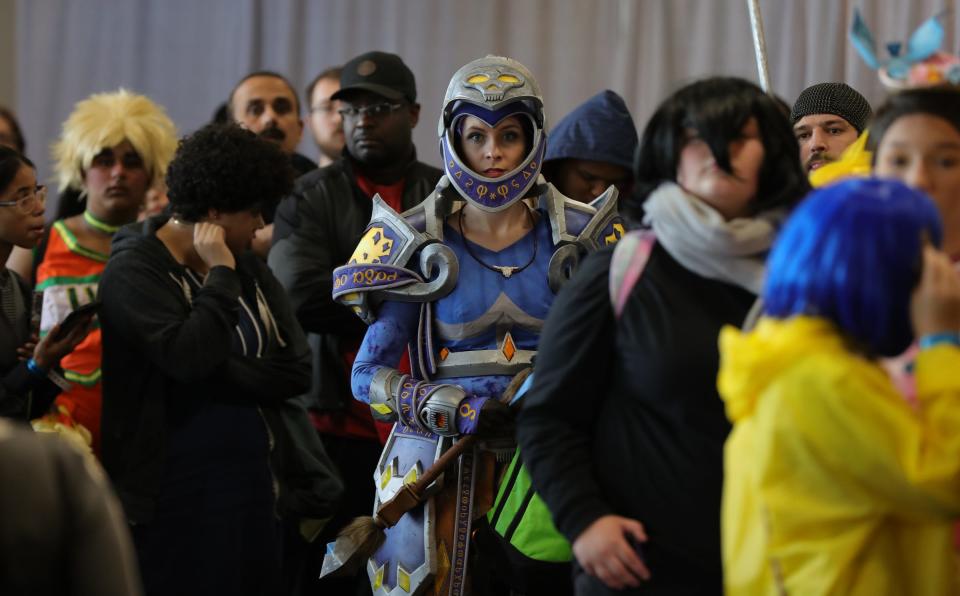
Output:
[{"xmin": 438, "ymin": 56, "xmax": 546, "ymax": 212}]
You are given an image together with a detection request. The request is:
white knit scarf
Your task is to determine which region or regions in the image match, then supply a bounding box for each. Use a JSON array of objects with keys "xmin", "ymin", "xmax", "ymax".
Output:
[{"xmin": 642, "ymin": 182, "xmax": 786, "ymax": 294}]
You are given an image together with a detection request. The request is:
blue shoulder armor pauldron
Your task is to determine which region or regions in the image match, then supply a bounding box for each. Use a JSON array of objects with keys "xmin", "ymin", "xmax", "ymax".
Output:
[
  {"xmin": 541, "ymin": 182, "xmax": 624, "ymax": 291},
  {"xmin": 333, "ymin": 189, "xmax": 459, "ymax": 325}
]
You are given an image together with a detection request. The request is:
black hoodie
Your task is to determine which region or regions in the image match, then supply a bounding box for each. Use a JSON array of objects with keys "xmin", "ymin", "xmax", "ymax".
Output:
[{"xmin": 98, "ymin": 215, "xmax": 312, "ymax": 523}]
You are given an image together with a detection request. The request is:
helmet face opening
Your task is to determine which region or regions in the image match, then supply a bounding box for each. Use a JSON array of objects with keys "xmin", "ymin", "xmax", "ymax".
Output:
[{"xmin": 438, "ymin": 56, "xmax": 546, "ymax": 212}]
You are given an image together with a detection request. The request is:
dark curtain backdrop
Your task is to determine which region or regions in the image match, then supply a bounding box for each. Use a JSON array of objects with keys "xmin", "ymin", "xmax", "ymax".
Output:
[{"xmin": 13, "ymin": 0, "xmax": 960, "ymax": 185}]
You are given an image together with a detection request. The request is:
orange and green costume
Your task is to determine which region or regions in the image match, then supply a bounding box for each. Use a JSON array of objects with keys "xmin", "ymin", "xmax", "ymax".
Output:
[{"xmin": 35, "ymin": 220, "xmax": 108, "ymax": 454}]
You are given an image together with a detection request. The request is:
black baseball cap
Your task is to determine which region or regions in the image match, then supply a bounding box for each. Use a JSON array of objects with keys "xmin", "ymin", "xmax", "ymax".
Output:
[{"xmin": 331, "ymin": 51, "xmax": 417, "ymax": 103}]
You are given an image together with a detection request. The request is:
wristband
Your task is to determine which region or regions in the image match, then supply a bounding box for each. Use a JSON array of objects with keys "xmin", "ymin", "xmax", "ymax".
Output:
[
  {"xmin": 918, "ymin": 331, "xmax": 960, "ymax": 350},
  {"xmin": 26, "ymin": 358, "xmax": 46, "ymax": 378}
]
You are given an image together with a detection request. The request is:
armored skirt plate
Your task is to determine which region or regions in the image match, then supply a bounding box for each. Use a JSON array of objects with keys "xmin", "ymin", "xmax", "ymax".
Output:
[{"xmin": 370, "ymin": 423, "xmax": 450, "ymax": 595}]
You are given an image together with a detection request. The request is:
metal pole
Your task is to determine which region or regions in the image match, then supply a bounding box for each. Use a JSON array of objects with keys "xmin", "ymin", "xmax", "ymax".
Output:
[{"xmin": 747, "ymin": 0, "xmax": 772, "ymax": 92}]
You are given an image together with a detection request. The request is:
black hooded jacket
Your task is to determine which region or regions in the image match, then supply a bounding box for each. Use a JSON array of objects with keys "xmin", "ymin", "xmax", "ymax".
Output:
[
  {"xmin": 269, "ymin": 154, "xmax": 441, "ymax": 412},
  {"xmin": 98, "ymin": 216, "xmax": 312, "ymax": 523}
]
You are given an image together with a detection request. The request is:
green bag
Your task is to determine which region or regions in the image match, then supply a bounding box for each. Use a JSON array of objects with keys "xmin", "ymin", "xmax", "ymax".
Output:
[{"xmin": 483, "ymin": 447, "xmax": 571, "ymax": 564}]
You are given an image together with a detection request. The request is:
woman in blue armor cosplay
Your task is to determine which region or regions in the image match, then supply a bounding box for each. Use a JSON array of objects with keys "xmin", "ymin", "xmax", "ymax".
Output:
[{"xmin": 332, "ymin": 56, "xmax": 623, "ymax": 596}]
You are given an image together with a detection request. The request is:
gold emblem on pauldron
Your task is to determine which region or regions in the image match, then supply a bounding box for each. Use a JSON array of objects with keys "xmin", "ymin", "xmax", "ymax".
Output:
[
  {"xmin": 604, "ymin": 222, "xmax": 625, "ymax": 245},
  {"xmin": 350, "ymin": 226, "xmax": 394, "ymax": 264}
]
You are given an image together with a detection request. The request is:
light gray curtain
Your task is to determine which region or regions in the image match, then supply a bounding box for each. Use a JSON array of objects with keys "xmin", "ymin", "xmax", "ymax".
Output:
[{"xmin": 13, "ymin": 0, "xmax": 960, "ymax": 187}]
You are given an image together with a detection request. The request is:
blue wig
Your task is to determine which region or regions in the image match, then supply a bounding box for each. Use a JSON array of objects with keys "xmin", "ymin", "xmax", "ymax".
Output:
[{"xmin": 764, "ymin": 178, "xmax": 942, "ymax": 357}]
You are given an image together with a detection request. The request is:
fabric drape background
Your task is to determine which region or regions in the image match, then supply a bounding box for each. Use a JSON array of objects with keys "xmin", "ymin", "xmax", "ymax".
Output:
[{"xmin": 6, "ymin": 0, "xmax": 959, "ymax": 190}]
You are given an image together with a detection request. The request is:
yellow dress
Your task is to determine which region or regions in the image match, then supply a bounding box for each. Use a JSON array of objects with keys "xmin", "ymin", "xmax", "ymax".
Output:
[{"xmin": 719, "ymin": 316, "xmax": 960, "ymax": 595}]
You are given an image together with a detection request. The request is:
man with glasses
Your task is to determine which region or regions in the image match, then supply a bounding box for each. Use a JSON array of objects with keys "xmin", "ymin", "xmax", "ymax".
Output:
[
  {"xmin": 269, "ymin": 50, "xmax": 441, "ymax": 595},
  {"xmin": 305, "ymin": 66, "xmax": 344, "ymax": 168}
]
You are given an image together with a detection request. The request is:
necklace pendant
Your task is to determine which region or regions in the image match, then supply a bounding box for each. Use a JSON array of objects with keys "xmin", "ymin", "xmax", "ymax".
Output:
[{"xmin": 495, "ymin": 266, "xmax": 518, "ymax": 278}]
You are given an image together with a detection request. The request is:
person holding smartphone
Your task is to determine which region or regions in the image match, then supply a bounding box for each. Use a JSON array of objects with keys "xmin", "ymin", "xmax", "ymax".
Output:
[{"xmin": 0, "ymin": 146, "xmax": 91, "ymax": 421}]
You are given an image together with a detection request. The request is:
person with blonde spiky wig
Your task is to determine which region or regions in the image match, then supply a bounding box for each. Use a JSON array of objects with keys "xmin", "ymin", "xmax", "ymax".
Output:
[
  {"xmin": 30, "ymin": 89, "xmax": 176, "ymax": 456},
  {"xmin": 53, "ymin": 89, "xmax": 176, "ymax": 195}
]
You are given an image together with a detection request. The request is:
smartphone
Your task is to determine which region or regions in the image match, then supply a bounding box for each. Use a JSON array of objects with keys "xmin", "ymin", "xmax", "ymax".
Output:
[{"xmin": 53, "ymin": 301, "xmax": 101, "ymax": 340}]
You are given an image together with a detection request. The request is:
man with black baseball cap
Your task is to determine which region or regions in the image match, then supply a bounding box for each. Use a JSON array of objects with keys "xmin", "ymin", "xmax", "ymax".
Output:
[
  {"xmin": 791, "ymin": 82, "xmax": 872, "ymax": 174},
  {"xmin": 269, "ymin": 50, "xmax": 441, "ymax": 595}
]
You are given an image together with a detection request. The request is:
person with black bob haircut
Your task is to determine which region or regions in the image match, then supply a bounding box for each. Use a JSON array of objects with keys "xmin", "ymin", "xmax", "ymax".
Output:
[
  {"xmin": 517, "ymin": 76, "xmax": 810, "ymax": 595},
  {"xmin": 98, "ymin": 123, "xmax": 314, "ymax": 596},
  {"xmin": 629, "ymin": 77, "xmax": 809, "ymax": 223}
]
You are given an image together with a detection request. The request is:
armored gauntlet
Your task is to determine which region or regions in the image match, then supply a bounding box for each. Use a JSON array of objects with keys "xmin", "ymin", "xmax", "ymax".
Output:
[{"xmin": 368, "ymin": 368, "xmax": 468, "ymax": 436}]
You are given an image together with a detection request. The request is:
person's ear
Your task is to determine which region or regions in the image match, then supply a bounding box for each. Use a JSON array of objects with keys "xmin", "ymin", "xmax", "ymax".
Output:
[{"xmin": 408, "ymin": 103, "xmax": 421, "ymax": 129}]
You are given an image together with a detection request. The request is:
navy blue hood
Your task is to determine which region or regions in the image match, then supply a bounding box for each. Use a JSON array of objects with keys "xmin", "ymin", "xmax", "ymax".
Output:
[{"xmin": 544, "ymin": 90, "xmax": 638, "ymax": 169}]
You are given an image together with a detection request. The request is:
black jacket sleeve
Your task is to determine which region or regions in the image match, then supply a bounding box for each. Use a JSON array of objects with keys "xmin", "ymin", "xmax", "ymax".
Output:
[
  {"xmin": 516, "ymin": 248, "xmax": 618, "ymax": 543},
  {"xmin": 215, "ymin": 255, "xmax": 312, "ymax": 404},
  {"xmin": 269, "ymin": 183, "xmax": 367, "ymax": 338},
  {"xmin": 99, "ymin": 249, "xmax": 243, "ymax": 385},
  {"xmin": 0, "ymin": 269, "xmax": 61, "ymax": 421}
]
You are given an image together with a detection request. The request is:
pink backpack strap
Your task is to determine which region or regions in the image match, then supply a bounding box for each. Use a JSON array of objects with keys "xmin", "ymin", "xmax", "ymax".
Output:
[{"xmin": 608, "ymin": 230, "xmax": 656, "ymax": 319}]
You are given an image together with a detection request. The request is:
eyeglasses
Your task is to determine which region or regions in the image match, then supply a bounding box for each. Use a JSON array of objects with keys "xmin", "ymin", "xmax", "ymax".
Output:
[
  {"xmin": 310, "ymin": 103, "xmax": 337, "ymax": 114},
  {"xmin": 337, "ymin": 102, "xmax": 403, "ymax": 121},
  {"xmin": 0, "ymin": 184, "xmax": 46, "ymax": 214}
]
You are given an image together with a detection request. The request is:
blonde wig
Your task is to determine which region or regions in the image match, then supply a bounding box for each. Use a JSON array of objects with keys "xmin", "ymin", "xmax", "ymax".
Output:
[{"xmin": 52, "ymin": 89, "xmax": 177, "ymax": 192}]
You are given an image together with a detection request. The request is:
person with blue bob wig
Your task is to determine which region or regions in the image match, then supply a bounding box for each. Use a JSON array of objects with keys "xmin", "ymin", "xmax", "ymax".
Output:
[
  {"xmin": 763, "ymin": 177, "xmax": 941, "ymax": 357},
  {"xmin": 718, "ymin": 177, "xmax": 960, "ymax": 595}
]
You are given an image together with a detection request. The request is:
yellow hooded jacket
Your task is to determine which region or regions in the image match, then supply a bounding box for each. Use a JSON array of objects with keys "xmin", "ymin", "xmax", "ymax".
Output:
[{"xmin": 719, "ymin": 316, "xmax": 960, "ymax": 595}]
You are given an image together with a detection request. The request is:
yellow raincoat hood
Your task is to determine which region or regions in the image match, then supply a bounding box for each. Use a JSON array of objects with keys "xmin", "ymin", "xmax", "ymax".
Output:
[
  {"xmin": 719, "ymin": 316, "xmax": 960, "ymax": 596},
  {"xmin": 718, "ymin": 316, "xmax": 844, "ymax": 424}
]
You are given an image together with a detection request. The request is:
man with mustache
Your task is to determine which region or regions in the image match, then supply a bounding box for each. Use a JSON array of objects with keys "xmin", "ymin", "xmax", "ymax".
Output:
[
  {"xmin": 229, "ymin": 71, "xmax": 316, "ymax": 258},
  {"xmin": 791, "ymin": 82, "xmax": 872, "ymax": 174},
  {"xmin": 269, "ymin": 51, "xmax": 441, "ymax": 595}
]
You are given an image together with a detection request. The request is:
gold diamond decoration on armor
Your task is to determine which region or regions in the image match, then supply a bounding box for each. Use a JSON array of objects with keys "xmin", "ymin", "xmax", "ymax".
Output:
[
  {"xmin": 371, "ymin": 402, "xmax": 393, "ymax": 415},
  {"xmin": 349, "ymin": 226, "xmax": 394, "ymax": 264},
  {"xmin": 404, "ymin": 463, "xmax": 421, "ymax": 485},
  {"xmin": 501, "ymin": 332, "xmax": 517, "ymax": 362},
  {"xmin": 372, "ymin": 564, "xmax": 385, "ymax": 590},
  {"xmin": 605, "ymin": 222, "xmax": 626, "ymax": 246},
  {"xmin": 398, "ymin": 564, "xmax": 411, "ymax": 592},
  {"xmin": 380, "ymin": 457, "xmax": 398, "ymax": 490},
  {"xmin": 440, "ymin": 347, "xmax": 450, "ymax": 361}
]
